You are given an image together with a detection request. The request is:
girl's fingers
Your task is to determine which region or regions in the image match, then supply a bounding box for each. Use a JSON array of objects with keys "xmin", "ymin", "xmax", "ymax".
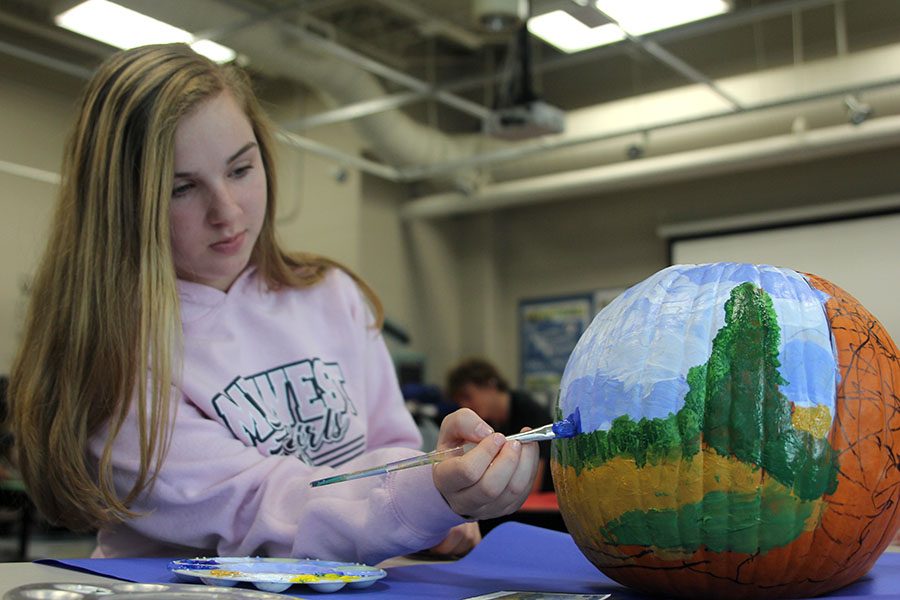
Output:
[
  {"xmin": 474, "ymin": 439, "xmax": 523, "ymax": 499},
  {"xmin": 446, "ymin": 522, "xmax": 481, "ymax": 557},
  {"xmin": 434, "ymin": 432, "xmax": 506, "ymax": 494},
  {"xmin": 434, "ymin": 422, "xmax": 543, "ymax": 521},
  {"xmin": 436, "ymin": 408, "xmax": 494, "ymax": 450},
  {"xmin": 428, "ymin": 522, "xmax": 480, "ymax": 557},
  {"xmin": 506, "ymin": 435, "xmax": 540, "ymax": 499},
  {"xmin": 439, "ymin": 438, "xmax": 524, "ymax": 517}
]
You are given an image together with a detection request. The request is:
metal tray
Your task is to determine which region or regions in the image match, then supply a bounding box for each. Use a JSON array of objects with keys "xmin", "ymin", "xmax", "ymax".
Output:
[{"xmin": 4, "ymin": 582, "xmax": 295, "ymax": 600}]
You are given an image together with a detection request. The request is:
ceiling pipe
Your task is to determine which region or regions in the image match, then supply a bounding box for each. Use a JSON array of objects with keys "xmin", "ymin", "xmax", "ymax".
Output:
[
  {"xmin": 0, "ymin": 159, "xmax": 60, "ymax": 185},
  {"xmin": 368, "ymin": 0, "xmax": 485, "ymax": 50},
  {"xmin": 401, "ymin": 75, "xmax": 900, "ymax": 184},
  {"xmin": 590, "ymin": 6, "xmax": 743, "ymax": 111},
  {"xmin": 400, "ymin": 113, "xmax": 900, "ymax": 219},
  {"xmin": 275, "ymin": 130, "xmax": 403, "ymax": 181},
  {"xmin": 0, "ymin": 38, "xmax": 93, "ymax": 79},
  {"xmin": 0, "ymin": 9, "xmax": 109, "ymax": 58},
  {"xmin": 657, "ymin": 192, "xmax": 900, "ymax": 239}
]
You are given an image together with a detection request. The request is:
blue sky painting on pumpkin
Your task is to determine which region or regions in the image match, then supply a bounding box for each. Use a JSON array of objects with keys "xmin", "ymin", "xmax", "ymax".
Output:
[{"xmin": 559, "ymin": 263, "xmax": 838, "ymax": 434}]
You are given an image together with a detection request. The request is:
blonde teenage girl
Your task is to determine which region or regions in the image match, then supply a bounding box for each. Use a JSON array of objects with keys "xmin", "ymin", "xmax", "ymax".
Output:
[{"xmin": 10, "ymin": 44, "xmax": 538, "ymax": 563}]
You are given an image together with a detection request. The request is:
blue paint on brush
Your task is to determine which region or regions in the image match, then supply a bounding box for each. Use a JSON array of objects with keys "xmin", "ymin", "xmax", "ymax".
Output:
[{"xmin": 551, "ymin": 407, "xmax": 582, "ymax": 438}]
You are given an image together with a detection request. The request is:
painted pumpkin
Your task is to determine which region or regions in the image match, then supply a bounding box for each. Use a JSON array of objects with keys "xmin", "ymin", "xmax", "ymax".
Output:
[{"xmin": 552, "ymin": 263, "xmax": 900, "ymax": 600}]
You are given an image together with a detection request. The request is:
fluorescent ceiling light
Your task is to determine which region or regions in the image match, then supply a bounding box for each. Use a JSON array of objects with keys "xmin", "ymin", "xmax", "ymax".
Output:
[
  {"xmin": 528, "ymin": 10, "xmax": 625, "ymax": 54},
  {"xmin": 190, "ymin": 39, "xmax": 237, "ymax": 65},
  {"xmin": 55, "ymin": 0, "xmax": 236, "ymax": 64},
  {"xmin": 595, "ymin": 0, "xmax": 731, "ymax": 36},
  {"xmin": 529, "ymin": 0, "xmax": 731, "ymax": 53}
]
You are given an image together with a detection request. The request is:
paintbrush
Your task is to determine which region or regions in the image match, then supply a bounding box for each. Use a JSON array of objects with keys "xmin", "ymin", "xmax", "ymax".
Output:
[{"xmin": 309, "ymin": 410, "xmax": 581, "ymax": 488}]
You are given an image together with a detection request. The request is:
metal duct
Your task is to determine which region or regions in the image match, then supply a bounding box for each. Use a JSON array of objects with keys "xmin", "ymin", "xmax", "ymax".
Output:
[
  {"xmin": 401, "ymin": 113, "xmax": 900, "ymax": 218},
  {"xmin": 218, "ymin": 12, "xmax": 493, "ymax": 191}
]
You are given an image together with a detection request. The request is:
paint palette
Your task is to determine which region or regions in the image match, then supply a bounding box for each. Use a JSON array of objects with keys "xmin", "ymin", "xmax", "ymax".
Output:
[
  {"xmin": 4, "ymin": 582, "xmax": 290, "ymax": 600},
  {"xmin": 167, "ymin": 557, "xmax": 387, "ymax": 593}
]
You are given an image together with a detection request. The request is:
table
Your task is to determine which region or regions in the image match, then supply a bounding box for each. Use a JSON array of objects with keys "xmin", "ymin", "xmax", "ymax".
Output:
[{"xmin": 3, "ymin": 523, "xmax": 898, "ymax": 599}]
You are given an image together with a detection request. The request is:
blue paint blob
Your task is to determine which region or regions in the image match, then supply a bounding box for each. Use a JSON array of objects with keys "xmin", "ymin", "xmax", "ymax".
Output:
[
  {"xmin": 552, "ymin": 407, "xmax": 582, "ymax": 438},
  {"xmin": 168, "ymin": 558, "xmax": 219, "ymax": 570}
]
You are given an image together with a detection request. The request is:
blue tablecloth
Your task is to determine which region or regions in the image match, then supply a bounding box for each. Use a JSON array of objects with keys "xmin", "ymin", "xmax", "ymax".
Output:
[{"xmin": 38, "ymin": 523, "xmax": 900, "ymax": 599}]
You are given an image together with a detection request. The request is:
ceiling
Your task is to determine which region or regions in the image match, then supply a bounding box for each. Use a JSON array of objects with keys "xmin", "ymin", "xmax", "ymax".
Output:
[
  {"xmin": 4, "ymin": 1, "xmax": 898, "ymax": 102},
  {"xmin": 268, "ymin": 0, "xmax": 900, "ymax": 111},
  {"xmin": 2, "ymin": 0, "xmax": 900, "ymax": 214}
]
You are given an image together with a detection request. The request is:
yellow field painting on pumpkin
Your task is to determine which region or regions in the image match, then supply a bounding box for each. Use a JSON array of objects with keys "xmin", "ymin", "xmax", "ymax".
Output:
[{"xmin": 554, "ymin": 444, "xmax": 827, "ymax": 561}]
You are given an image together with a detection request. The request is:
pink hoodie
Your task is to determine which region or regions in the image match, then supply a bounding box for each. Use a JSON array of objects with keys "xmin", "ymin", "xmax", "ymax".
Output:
[{"xmin": 90, "ymin": 267, "xmax": 464, "ymax": 563}]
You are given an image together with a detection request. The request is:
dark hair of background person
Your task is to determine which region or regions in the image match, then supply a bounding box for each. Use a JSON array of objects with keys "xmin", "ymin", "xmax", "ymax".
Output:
[{"xmin": 446, "ymin": 358, "xmax": 509, "ymax": 398}]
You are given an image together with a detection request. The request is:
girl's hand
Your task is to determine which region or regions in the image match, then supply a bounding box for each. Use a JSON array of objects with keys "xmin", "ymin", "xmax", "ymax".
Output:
[
  {"xmin": 426, "ymin": 521, "xmax": 482, "ymax": 558},
  {"xmin": 432, "ymin": 408, "xmax": 539, "ymax": 521}
]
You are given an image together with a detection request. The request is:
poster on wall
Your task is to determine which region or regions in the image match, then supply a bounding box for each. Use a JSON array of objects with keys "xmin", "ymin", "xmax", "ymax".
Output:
[{"xmin": 519, "ymin": 294, "xmax": 593, "ymax": 409}]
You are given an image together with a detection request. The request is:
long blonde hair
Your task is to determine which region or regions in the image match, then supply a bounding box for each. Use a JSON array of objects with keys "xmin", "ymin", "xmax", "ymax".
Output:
[{"xmin": 9, "ymin": 44, "xmax": 382, "ymax": 531}]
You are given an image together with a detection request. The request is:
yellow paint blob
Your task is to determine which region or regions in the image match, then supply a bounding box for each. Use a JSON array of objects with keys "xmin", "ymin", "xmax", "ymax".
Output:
[
  {"xmin": 289, "ymin": 573, "xmax": 359, "ymax": 583},
  {"xmin": 209, "ymin": 570, "xmax": 242, "ymax": 577},
  {"xmin": 791, "ymin": 404, "xmax": 833, "ymax": 438}
]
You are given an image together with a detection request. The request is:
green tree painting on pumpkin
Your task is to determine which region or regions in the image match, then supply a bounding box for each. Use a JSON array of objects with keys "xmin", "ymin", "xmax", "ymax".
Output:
[{"xmin": 555, "ymin": 282, "xmax": 838, "ymax": 501}]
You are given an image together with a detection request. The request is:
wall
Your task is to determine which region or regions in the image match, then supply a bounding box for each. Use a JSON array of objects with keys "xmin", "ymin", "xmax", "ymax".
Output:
[
  {"xmin": 265, "ymin": 89, "xmax": 364, "ymax": 270},
  {"xmin": 359, "ymin": 173, "xmax": 421, "ymax": 364},
  {"xmin": 468, "ymin": 145, "xmax": 900, "ymax": 387},
  {"xmin": 0, "ymin": 66, "xmax": 74, "ymax": 373}
]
